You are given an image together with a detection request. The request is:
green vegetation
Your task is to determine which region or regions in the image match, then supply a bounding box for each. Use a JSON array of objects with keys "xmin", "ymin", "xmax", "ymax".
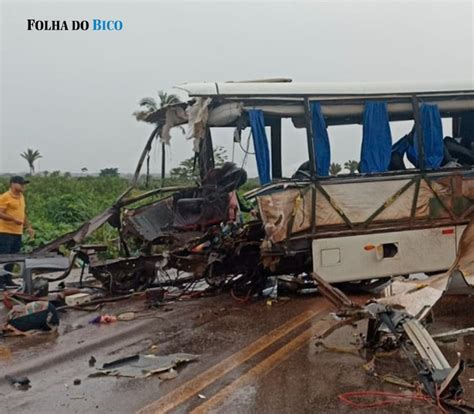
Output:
[
  {"xmin": 329, "ymin": 162, "xmax": 342, "ymax": 176},
  {"xmin": 0, "ymin": 174, "xmax": 129, "ymax": 252},
  {"xmin": 344, "ymin": 160, "xmax": 359, "ymax": 174},
  {"xmin": 99, "ymin": 168, "xmax": 119, "ymax": 177},
  {"xmin": 169, "ymin": 146, "xmax": 228, "ymax": 181}
]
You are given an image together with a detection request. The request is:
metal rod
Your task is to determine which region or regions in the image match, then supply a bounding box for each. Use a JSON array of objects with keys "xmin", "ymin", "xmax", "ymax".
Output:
[
  {"xmin": 118, "ymin": 185, "xmax": 194, "ymax": 207},
  {"xmin": 310, "ymin": 184, "xmax": 317, "ymax": 233},
  {"xmin": 423, "ymin": 176, "xmax": 457, "ymax": 220},
  {"xmin": 270, "ymin": 118, "xmax": 282, "ymax": 179},
  {"xmin": 412, "ymin": 95, "xmax": 426, "ymax": 171},
  {"xmin": 146, "ymin": 154, "xmax": 150, "ymax": 188},
  {"xmin": 161, "ymin": 142, "xmax": 166, "ymax": 187},
  {"xmin": 314, "ymin": 182, "xmax": 354, "ymax": 229},
  {"xmin": 116, "ymin": 125, "xmax": 160, "ymax": 204},
  {"xmin": 361, "ymin": 176, "xmax": 418, "ymax": 229},
  {"xmin": 303, "ymin": 97, "xmax": 316, "ymax": 178},
  {"xmin": 410, "ymin": 176, "xmax": 422, "ymax": 221}
]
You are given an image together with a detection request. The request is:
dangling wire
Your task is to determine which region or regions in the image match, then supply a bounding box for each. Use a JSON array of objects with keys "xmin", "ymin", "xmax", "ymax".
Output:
[
  {"xmin": 239, "ymin": 128, "xmax": 255, "ymax": 156},
  {"xmin": 240, "ymin": 128, "xmax": 255, "ymax": 170}
]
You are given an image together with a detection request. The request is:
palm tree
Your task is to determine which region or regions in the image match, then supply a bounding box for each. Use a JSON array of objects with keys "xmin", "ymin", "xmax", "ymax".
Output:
[
  {"xmin": 20, "ymin": 148, "xmax": 42, "ymax": 175},
  {"xmin": 344, "ymin": 160, "xmax": 359, "ymax": 174},
  {"xmin": 133, "ymin": 90, "xmax": 181, "ymax": 121},
  {"xmin": 329, "ymin": 162, "xmax": 342, "ymax": 176}
]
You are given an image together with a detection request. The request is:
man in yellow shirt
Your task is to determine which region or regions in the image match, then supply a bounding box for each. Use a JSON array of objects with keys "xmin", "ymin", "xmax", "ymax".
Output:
[{"xmin": 0, "ymin": 176, "xmax": 35, "ymax": 287}]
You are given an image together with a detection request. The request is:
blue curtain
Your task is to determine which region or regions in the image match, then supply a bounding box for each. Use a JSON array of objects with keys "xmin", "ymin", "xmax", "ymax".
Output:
[
  {"xmin": 248, "ymin": 109, "xmax": 271, "ymax": 185},
  {"xmin": 409, "ymin": 104, "xmax": 444, "ymax": 169},
  {"xmin": 310, "ymin": 102, "xmax": 330, "ymax": 176},
  {"xmin": 360, "ymin": 102, "xmax": 392, "ymax": 173},
  {"xmin": 392, "ymin": 135, "xmax": 411, "ymax": 156},
  {"xmin": 392, "ymin": 104, "xmax": 444, "ymax": 169}
]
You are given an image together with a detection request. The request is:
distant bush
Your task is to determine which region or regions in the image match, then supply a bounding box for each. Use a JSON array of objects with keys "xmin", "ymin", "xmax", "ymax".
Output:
[{"xmin": 99, "ymin": 168, "xmax": 119, "ymax": 177}]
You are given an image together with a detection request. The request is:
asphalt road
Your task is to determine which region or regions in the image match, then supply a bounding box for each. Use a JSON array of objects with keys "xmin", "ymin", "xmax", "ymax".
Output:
[{"xmin": 1, "ymin": 291, "xmax": 473, "ymax": 413}]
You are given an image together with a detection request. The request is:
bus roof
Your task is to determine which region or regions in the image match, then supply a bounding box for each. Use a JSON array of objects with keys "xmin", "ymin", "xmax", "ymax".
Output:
[{"xmin": 176, "ymin": 80, "xmax": 474, "ymax": 98}]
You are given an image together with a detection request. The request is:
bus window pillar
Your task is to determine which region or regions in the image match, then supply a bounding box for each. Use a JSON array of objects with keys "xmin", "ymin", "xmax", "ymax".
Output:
[
  {"xmin": 270, "ymin": 117, "xmax": 282, "ymax": 179},
  {"xmin": 412, "ymin": 95, "xmax": 426, "ymax": 171},
  {"xmin": 303, "ymin": 97, "xmax": 317, "ymax": 178}
]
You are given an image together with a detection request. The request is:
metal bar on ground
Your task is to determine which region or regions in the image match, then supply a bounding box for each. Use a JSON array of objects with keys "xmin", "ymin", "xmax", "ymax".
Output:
[{"xmin": 311, "ymin": 272, "xmax": 358, "ymax": 309}]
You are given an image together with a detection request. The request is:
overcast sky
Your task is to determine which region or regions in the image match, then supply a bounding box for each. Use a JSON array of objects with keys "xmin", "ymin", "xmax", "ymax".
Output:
[{"xmin": 1, "ymin": 0, "xmax": 473, "ymax": 177}]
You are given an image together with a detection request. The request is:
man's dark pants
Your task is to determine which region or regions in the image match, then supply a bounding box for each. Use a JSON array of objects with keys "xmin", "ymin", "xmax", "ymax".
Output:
[{"xmin": 0, "ymin": 232, "xmax": 22, "ymax": 284}]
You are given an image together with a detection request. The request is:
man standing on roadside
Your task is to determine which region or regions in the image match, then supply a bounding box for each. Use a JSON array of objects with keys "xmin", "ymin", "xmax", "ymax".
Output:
[{"xmin": 0, "ymin": 176, "xmax": 35, "ymax": 287}]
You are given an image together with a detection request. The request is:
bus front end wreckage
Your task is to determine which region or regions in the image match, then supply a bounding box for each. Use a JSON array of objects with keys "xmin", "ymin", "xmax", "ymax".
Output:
[{"xmin": 32, "ymin": 79, "xmax": 474, "ymax": 294}]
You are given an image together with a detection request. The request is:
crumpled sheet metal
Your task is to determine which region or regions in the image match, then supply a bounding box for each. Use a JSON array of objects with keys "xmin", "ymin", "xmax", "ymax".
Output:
[
  {"xmin": 94, "ymin": 353, "xmax": 199, "ymax": 379},
  {"xmin": 380, "ymin": 218, "xmax": 474, "ymax": 318}
]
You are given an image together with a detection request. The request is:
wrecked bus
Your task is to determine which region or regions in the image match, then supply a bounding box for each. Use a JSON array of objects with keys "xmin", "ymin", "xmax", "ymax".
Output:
[{"xmin": 34, "ymin": 80, "xmax": 474, "ymax": 292}]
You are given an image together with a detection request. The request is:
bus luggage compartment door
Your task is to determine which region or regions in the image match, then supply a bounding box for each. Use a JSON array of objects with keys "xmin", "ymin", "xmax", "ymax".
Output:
[{"xmin": 312, "ymin": 227, "xmax": 460, "ymax": 283}]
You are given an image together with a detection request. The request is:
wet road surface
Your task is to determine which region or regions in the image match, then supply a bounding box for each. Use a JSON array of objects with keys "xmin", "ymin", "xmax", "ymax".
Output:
[{"xmin": 1, "ymin": 291, "xmax": 473, "ymax": 413}]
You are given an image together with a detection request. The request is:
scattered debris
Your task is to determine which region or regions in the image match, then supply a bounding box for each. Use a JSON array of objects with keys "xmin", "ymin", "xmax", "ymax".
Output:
[
  {"xmin": 381, "ymin": 374, "xmax": 416, "ymax": 390},
  {"xmin": 432, "ymin": 327, "xmax": 474, "ymax": 343},
  {"xmin": 145, "ymin": 287, "xmax": 164, "ymax": 304},
  {"xmin": 102, "ymin": 354, "xmax": 139, "ymax": 370},
  {"xmin": 311, "ymin": 272, "xmax": 467, "ymax": 408},
  {"xmin": 65, "ymin": 293, "xmax": 91, "ymax": 306},
  {"xmin": 88, "ymin": 356, "xmax": 96, "ymax": 367},
  {"xmin": 5, "ymin": 375, "xmax": 31, "ymax": 391},
  {"xmin": 117, "ymin": 312, "xmax": 136, "ymax": 321},
  {"xmin": 93, "ymin": 353, "xmax": 199, "ymax": 379},
  {"xmin": 6, "ymin": 301, "xmax": 59, "ymax": 333},
  {"xmin": 0, "ymin": 346, "xmax": 12, "ymax": 360},
  {"xmin": 89, "ymin": 314, "xmax": 117, "ymax": 324},
  {"xmin": 158, "ymin": 368, "xmax": 178, "ymax": 380}
]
